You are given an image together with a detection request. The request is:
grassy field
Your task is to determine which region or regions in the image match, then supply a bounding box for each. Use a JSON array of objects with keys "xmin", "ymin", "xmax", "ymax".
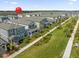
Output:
[
  {"xmin": 19, "ymin": 17, "xmax": 68, "ymax": 48},
  {"xmin": 70, "ymin": 24, "xmax": 79, "ymax": 58},
  {"xmin": 15, "ymin": 17, "xmax": 77, "ymax": 58}
]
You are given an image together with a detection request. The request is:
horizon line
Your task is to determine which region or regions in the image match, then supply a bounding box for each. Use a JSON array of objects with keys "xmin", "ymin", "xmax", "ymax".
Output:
[{"xmin": 1, "ymin": 9, "xmax": 79, "ymax": 11}]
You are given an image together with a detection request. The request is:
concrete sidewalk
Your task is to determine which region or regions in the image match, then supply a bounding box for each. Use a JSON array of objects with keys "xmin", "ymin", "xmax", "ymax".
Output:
[{"xmin": 63, "ymin": 19, "xmax": 79, "ymax": 58}]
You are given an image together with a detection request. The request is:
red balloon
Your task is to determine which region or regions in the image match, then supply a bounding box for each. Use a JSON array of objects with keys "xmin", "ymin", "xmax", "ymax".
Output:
[{"xmin": 15, "ymin": 7, "xmax": 22, "ymax": 14}]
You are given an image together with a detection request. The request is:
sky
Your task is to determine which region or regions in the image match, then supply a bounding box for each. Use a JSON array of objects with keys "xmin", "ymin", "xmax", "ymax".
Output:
[{"xmin": 0, "ymin": 0, "xmax": 79, "ymax": 11}]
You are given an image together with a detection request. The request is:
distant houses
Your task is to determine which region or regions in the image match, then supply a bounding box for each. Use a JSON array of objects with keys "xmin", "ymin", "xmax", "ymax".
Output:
[
  {"xmin": 7, "ymin": 15, "xmax": 22, "ymax": 20},
  {"xmin": 40, "ymin": 18, "xmax": 52, "ymax": 27},
  {"xmin": 0, "ymin": 13, "xmax": 68, "ymax": 56},
  {"xmin": 0, "ymin": 15, "xmax": 21, "ymax": 23},
  {"xmin": 0, "ymin": 16, "xmax": 10, "ymax": 23},
  {"xmin": 0, "ymin": 14, "xmax": 67, "ymax": 38},
  {"xmin": 26, "ymin": 21, "xmax": 40, "ymax": 37}
]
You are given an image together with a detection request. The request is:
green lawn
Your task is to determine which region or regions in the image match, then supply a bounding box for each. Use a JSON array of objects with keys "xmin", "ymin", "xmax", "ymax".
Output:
[
  {"xmin": 19, "ymin": 17, "xmax": 69, "ymax": 48},
  {"xmin": 15, "ymin": 17, "xmax": 77, "ymax": 58},
  {"xmin": 70, "ymin": 24, "xmax": 79, "ymax": 58}
]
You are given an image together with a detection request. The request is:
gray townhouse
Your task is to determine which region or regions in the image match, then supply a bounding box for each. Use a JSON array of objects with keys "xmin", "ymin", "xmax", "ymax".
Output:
[
  {"xmin": 8, "ymin": 16, "xmax": 57, "ymax": 36},
  {"xmin": 0, "ymin": 23, "xmax": 26, "ymax": 44},
  {"xmin": 7, "ymin": 15, "xmax": 23, "ymax": 20},
  {"xmin": 53, "ymin": 16, "xmax": 64, "ymax": 23},
  {"xmin": 7, "ymin": 15, "xmax": 64, "ymax": 37},
  {"xmin": 7, "ymin": 17, "xmax": 41, "ymax": 37},
  {"xmin": 0, "ymin": 23, "xmax": 26, "ymax": 56},
  {"xmin": 9, "ymin": 17, "xmax": 55, "ymax": 37},
  {"xmin": 40, "ymin": 18, "xmax": 52, "ymax": 27},
  {"xmin": 57, "ymin": 14, "xmax": 68, "ymax": 21},
  {"xmin": 0, "ymin": 38, "xmax": 8, "ymax": 57},
  {"xmin": 23, "ymin": 17, "xmax": 55, "ymax": 28},
  {"xmin": 0, "ymin": 16, "xmax": 10, "ymax": 23},
  {"xmin": 26, "ymin": 21, "xmax": 40, "ymax": 36}
]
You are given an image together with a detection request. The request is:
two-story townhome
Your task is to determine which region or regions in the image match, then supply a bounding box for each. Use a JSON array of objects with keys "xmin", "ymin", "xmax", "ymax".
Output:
[
  {"xmin": 7, "ymin": 17, "xmax": 40, "ymax": 37},
  {"xmin": 0, "ymin": 23, "xmax": 25, "ymax": 44},
  {"xmin": 0, "ymin": 16, "xmax": 10, "ymax": 23}
]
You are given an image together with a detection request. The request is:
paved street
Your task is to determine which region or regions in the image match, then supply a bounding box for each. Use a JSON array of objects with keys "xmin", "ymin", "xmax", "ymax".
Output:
[
  {"xmin": 8, "ymin": 17, "xmax": 71, "ymax": 58},
  {"xmin": 63, "ymin": 19, "xmax": 79, "ymax": 58}
]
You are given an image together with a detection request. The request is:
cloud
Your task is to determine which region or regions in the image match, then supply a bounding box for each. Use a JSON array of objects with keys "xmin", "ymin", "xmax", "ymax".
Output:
[
  {"xmin": 10, "ymin": 2, "xmax": 18, "ymax": 4},
  {"xmin": 69, "ymin": 2, "xmax": 74, "ymax": 5},
  {"xmin": 69, "ymin": 0, "xmax": 77, "ymax": 2},
  {"xmin": 68, "ymin": 0, "xmax": 77, "ymax": 5},
  {"xmin": 4, "ymin": 1, "xmax": 18, "ymax": 5}
]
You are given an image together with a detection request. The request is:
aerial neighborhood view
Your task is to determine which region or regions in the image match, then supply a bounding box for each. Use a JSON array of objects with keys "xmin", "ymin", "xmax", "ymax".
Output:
[{"xmin": 0, "ymin": 0, "xmax": 79, "ymax": 58}]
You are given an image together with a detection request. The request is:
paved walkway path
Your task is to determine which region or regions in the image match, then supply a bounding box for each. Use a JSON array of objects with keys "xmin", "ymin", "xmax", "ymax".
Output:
[
  {"xmin": 8, "ymin": 17, "xmax": 71, "ymax": 58},
  {"xmin": 63, "ymin": 19, "xmax": 79, "ymax": 58}
]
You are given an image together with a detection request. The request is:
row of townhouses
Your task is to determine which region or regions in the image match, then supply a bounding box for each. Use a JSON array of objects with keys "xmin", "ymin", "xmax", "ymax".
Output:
[{"xmin": 0, "ymin": 14, "xmax": 68, "ymax": 56}]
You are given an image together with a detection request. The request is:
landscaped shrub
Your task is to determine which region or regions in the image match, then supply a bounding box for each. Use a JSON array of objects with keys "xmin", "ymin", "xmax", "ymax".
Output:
[
  {"xmin": 76, "ymin": 48, "xmax": 79, "ymax": 55},
  {"xmin": 34, "ymin": 33, "xmax": 52, "ymax": 46},
  {"xmin": 63, "ymin": 17, "xmax": 77, "ymax": 38},
  {"xmin": 57, "ymin": 25, "xmax": 62, "ymax": 29}
]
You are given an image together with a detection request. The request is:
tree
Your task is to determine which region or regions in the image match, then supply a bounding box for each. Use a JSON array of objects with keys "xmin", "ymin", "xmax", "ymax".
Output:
[
  {"xmin": 57, "ymin": 25, "xmax": 62, "ymax": 29},
  {"xmin": 7, "ymin": 36, "xmax": 16, "ymax": 51}
]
